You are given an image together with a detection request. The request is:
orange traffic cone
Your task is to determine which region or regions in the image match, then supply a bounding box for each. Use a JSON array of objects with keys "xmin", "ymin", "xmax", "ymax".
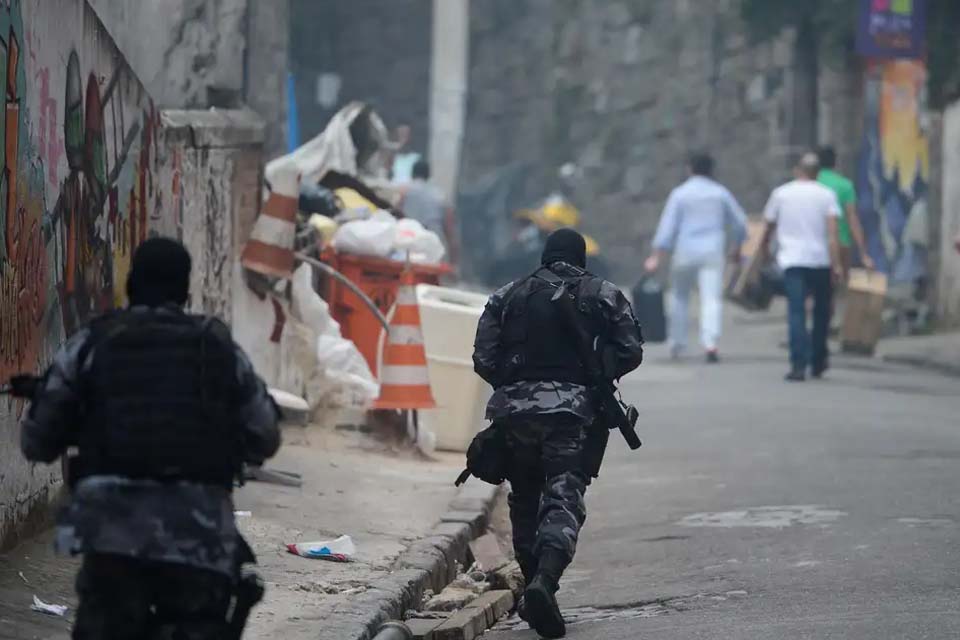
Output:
[
  {"xmin": 373, "ymin": 268, "xmax": 436, "ymax": 410},
  {"xmin": 241, "ymin": 162, "xmax": 300, "ymax": 280}
]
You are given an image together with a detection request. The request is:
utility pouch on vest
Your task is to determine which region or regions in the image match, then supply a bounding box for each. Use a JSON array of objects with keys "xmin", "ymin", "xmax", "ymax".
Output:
[{"xmin": 455, "ymin": 422, "xmax": 508, "ymax": 487}]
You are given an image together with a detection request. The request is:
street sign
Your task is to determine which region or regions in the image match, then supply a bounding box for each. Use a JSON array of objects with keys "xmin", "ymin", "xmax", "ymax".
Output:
[{"xmin": 856, "ymin": 0, "xmax": 927, "ymax": 60}]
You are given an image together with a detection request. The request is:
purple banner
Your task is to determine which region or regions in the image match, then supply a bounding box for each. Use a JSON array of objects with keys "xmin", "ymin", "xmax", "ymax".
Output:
[{"xmin": 857, "ymin": 0, "xmax": 927, "ymax": 60}]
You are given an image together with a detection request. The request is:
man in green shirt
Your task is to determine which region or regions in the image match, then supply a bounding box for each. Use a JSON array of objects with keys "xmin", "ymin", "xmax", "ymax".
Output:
[{"xmin": 817, "ymin": 147, "xmax": 875, "ymax": 276}]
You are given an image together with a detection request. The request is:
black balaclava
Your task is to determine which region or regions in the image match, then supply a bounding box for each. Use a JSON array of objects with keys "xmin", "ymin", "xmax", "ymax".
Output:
[
  {"xmin": 126, "ymin": 237, "xmax": 192, "ymax": 307},
  {"xmin": 541, "ymin": 228, "xmax": 587, "ymax": 268}
]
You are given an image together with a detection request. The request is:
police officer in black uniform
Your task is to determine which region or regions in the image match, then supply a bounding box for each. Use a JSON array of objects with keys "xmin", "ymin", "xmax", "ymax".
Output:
[
  {"xmin": 20, "ymin": 238, "xmax": 280, "ymax": 640},
  {"xmin": 473, "ymin": 228, "xmax": 644, "ymax": 638}
]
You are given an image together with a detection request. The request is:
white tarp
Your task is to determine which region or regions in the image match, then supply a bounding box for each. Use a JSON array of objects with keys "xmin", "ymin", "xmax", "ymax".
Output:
[{"xmin": 265, "ymin": 102, "xmax": 393, "ymax": 188}]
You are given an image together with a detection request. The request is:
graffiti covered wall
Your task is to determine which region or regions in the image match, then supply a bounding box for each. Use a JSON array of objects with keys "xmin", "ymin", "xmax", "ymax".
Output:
[
  {"xmin": 856, "ymin": 60, "xmax": 931, "ymax": 286},
  {"xmin": 0, "ymin": 0, "xmax": 175, "ymax": 546}
]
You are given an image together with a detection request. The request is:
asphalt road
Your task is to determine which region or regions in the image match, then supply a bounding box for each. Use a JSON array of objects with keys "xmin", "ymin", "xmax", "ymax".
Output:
[{"xmin": 487, "ymin": 314, "xmax": 960, "ymax": 640}]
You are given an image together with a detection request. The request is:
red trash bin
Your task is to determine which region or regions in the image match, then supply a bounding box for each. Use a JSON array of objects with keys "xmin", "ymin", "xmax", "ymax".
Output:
[{"xmin": 318, "ymin": 249, "xmax": 452, "ymax": 377}]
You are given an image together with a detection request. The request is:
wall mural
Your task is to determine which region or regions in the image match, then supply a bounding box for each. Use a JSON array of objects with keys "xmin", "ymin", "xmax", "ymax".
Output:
[
  {"xmin": 0, "ymin": 0, "xmax": 168, "ymax": 386},
  {"xmin": 856, "ymin": 59, "xmax": 930, "ymax": 285}
]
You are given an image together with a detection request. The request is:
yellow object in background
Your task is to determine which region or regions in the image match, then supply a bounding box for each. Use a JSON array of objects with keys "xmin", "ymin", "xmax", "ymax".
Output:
[
  {"xmin": 514, "ymin": 195, "xmax": 583, "ymax": 231},
  {"xmin": 540, "ymin": 195, "xmax": 581, "ymax": 229},
  {"xmin": 308, "ymin": 214, "xmax": 339, "ymax": 247},
  {"xmin": 335, "ymin": 188, "xmax": 378, "ymax": 214},
  {"xmin": 583, "ymin": 234, "xmax": 600, "ymax": 256}
]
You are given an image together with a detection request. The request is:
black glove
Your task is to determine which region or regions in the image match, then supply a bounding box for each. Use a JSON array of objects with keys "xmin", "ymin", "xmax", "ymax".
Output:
[{"xmin": 9, "ymin": 375, "xmax": 40, "ymax": 399}]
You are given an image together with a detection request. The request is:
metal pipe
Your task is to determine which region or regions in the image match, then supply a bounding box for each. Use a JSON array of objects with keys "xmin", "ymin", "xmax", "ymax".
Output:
[
  {"xmin": 294, "ymin": 252, "xmax": 390, "ymax": 331},
  {"xmin": 372, "ymin": 621, "xmax": 412, "ymax": 640}
]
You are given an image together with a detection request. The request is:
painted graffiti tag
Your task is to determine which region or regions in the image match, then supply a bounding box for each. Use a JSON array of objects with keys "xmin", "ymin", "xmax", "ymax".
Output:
[{"xmin": 0, "ymin": 0, "xmax": 164, "ymax": 383}]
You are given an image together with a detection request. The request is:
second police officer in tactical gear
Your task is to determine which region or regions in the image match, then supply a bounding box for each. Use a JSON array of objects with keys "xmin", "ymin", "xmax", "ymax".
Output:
[
  {"xmin": 473, "ymin": 228, "xmax": 644, "ymax": 638},
  {"xmin": 19, "ymin": 238, "xmax": 281, "ymax": 640}
]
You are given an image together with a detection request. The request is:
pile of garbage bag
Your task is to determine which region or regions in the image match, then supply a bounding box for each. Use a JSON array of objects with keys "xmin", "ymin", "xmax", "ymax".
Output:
[
  {"xmin": 332, "ymin": 211, "xmax": 445, "ymax": 264},
  {"xmin": 289, "ymin": 265, "xmax": 380, "ymax": 412}
]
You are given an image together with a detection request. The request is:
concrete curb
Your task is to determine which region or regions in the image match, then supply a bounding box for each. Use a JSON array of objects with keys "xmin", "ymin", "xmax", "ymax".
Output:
[
  {"xmin": 316, "ymin": 481, "xmax": 501, "ymax": 640},
  {"xmin": 881, "ymin": 354, "xmax": 960, "ymax": 378}
]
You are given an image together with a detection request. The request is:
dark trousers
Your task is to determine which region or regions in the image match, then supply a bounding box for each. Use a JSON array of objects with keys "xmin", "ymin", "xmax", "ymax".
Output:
[
  {"xmin": 504, "ymin": 415, "xmax": 588, "ymax": 586},
  {"xmin": 73, "ymin": 554, "xmax": 232, "ymax": 640},
  {"xmin": 783, "ymin": 267, "xmax": 833, "ymax": 373}
]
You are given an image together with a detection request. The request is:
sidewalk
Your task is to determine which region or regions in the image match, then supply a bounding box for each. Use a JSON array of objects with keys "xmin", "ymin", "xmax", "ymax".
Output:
[
  {"xmin": 878, "ymin": 331, "xmax": 960, "ymax": 377},
  {"xmin": 0, "ymin": 426, "xmax": 473, "ymax": 640}
]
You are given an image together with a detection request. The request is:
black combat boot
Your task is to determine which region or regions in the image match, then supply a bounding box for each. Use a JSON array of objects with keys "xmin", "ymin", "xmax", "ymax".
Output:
[
  {"xmin": 523, "ymin": 551, "xmax": 566, "ymax": 638},
  {"xmin": 516, "ymin": 552, "xmax": 538, "ymax": 625}
]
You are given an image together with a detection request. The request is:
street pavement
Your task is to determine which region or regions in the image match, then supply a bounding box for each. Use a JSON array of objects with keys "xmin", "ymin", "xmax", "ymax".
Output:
[{"xmin": 488, "ymin": 311, "xmax": 960, "ymax": 640}]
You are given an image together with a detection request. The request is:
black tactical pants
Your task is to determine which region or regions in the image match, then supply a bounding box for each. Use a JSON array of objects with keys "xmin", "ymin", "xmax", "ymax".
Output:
[
  {"xmin": 504, "ymin": 414, "xmax": 588, "ymax": 586},
  {"xmin": 73, "ymin": 554, "xmax": 232, "ymax": 640}
]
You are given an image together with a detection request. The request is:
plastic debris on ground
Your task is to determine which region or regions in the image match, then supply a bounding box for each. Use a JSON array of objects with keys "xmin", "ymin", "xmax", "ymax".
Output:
[
  {"xmin": 286, "ymin": 535, "xmax": 356, "ymax": 562},
  {"xmin": 268, "ymin": 388, "xmax": 310, "ymax": 414},
  {"xmin": 31, "ymin": 596, "xmax": 68, "ymax": 617}
]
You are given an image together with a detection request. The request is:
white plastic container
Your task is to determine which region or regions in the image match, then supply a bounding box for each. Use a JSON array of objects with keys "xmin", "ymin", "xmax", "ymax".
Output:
[{"xmin": 415, "ymin": 285, "xmax": 492, "ymax": 452}]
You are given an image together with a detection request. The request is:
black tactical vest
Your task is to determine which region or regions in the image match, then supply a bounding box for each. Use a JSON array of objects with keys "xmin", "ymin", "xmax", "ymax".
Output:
[
  {"xmin": 76, "ymin": 307, "xmax": 240, "ymax": 487},
  {"xmin": 498, "ymin": 266, "xmax": 605, "ymax": 385}
]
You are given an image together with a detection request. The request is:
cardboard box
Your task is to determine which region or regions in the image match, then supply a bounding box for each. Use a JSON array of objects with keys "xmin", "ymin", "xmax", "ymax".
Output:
[
  {"xmin": 724, "ymin": 219, "xmax": 775, "ymax": 311},
  {"xmin": 841, "ymin": 269, "xmax": 888, "ymax": 355}
]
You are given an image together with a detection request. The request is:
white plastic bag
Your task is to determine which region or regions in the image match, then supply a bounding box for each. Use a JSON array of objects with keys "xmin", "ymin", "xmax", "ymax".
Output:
[
  {"xmin": 286, "ymin": 535, "xmax": 356, "ymax": 561},
  {"xmin": 291, "ymin": 264, "xmax": 341, "ymax": 337},
  {"xmin": 307, "ymin": 334, "xmax": 379, "ymax": 411},
  {"xmin": 331, "ymin": 210, "xmax": 396, "ymax": 258},
  {"xmin": 394, "ymin": 218, "xmax": 446, "ymax": 264}
]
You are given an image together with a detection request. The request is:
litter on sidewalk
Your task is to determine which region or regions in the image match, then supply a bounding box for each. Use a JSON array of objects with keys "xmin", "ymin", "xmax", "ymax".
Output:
[
  {"xmin": 286, "ymin": 535, "xmax": 356, "ymax": 562},
  {"xmin": 244, "ymin": 466, "xmax": 304, "ymax": 487},
  {"xmin": 31, "ymin": 595, "xmax": 68, "ymax": 617}
]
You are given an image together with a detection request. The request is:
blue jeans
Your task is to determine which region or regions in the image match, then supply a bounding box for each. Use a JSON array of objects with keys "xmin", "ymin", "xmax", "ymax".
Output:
[{"xmin": 783, "ymin": 267, "xmax": 833, "ymax": 373}]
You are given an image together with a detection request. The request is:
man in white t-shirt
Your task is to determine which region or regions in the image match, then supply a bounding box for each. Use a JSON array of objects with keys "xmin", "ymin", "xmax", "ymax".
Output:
[{"xmin": 759, "ymin": 153, "xmax": 843, "ymax": 381}]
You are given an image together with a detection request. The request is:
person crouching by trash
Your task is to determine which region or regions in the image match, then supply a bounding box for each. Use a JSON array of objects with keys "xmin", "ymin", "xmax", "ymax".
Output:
[{"xmin": 17, "ymin": 238, "xmax": 280, "ymax": 640}]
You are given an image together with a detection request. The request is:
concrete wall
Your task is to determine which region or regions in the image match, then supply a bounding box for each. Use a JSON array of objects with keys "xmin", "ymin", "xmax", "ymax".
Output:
[
  {"xmin": 88, "ymin": 0, "xmax": 246, "ymax": 109},
  {"xmin": 0, "ymin": 0, "xmax": 178, "ymax": 547},
  {"xmin": 937, "ymin": 101, "xmax": 960, "ymax": 327},
  {"xmin": 290, "ymin": 0, "xmax": 432, "ymax": 151},
  {"xmin": 246, "ymin": 0, "xmax": 290, "ymax": 160},
  {"xmin": 160, "ymin": 108, "xmax": 265, "ymax": 323},
  {"xmin": 88, "ymin": 0, "xmax": 289, "ymax": 158}
]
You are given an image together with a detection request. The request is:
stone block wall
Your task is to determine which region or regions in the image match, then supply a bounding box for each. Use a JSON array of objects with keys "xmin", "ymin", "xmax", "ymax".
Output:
[
  {"xmin": 461, "ymin": 1, "xmax": 832, "ymax": 279},
  {"xmin": 290, "ymin": 0, "xmax": 432, "ymax": 150}
]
